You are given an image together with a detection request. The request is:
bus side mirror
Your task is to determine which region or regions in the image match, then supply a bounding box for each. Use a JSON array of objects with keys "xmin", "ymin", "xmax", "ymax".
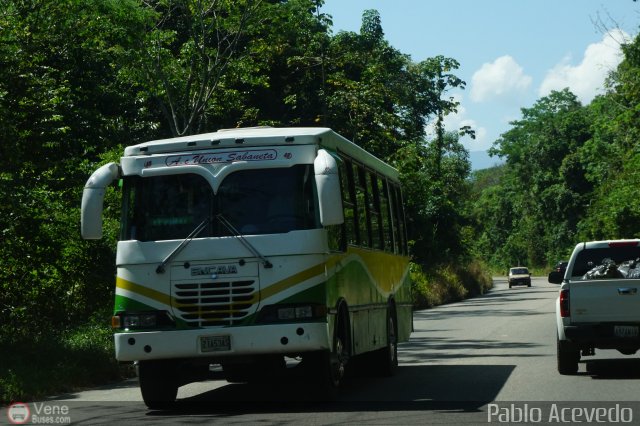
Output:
[
  {"xmin": 314, "ymin": 149, "xmax": 344, "ymax": 226},
  {"xmin": 81, "ymin": 162, "xmax": 120, "ymax": 239}
]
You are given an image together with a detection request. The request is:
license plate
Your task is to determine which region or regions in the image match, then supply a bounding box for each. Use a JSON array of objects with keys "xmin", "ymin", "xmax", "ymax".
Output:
[
  {"xmin": 200, "ymin": 335, "xmax": 231, "ymax": 352},
  {"xmin": 614, "ymin": 326, "xmax": 639, "ymax": 338}
]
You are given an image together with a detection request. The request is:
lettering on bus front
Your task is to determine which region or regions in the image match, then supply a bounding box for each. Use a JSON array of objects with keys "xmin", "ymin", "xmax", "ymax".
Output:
[
  {"xmin": 191, "ymin": 265, "xmax": 238, "ymax": 276},
  {"xmin": 165, "ymin": 149, "xmax": 278, "ymax": 166}
]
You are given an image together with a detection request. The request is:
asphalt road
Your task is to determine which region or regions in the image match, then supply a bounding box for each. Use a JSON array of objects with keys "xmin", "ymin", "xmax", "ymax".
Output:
[{"xmin": 7, "ymin": 276, "xmax": 640, "ymax": 424}]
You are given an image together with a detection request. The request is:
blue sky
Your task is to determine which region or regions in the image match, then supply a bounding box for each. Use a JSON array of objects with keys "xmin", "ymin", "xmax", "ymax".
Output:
[{"xmin": 321, "ymin": 0, "xmax": 638, "ymax": 168}]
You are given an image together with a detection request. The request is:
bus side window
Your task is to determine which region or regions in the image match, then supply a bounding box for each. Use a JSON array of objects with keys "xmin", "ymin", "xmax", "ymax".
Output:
[
  {"xmin": 379, "ymin": 178, "xmax": 393, "ymax": 252},
  {"xmin": 389, "ymin": 184, "xmax": 400, "ymax": 254},
  {"xmin": 394, "ymin": 185, "xmax": 408, "ymax": 255},
  {"xmin": 355, "ymin": 164, "xmax": 370, "ymax": 248},
  {"xmin": 341, "ymin": 159, "xmax": 358, "ymax": 247},
  {"xmin": 368, "ymin": 172, "xmax": 383, "ymax": 250}
]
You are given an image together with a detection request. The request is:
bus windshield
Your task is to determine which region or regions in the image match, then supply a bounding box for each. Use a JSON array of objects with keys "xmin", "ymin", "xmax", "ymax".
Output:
[{"xmin": 121, "ymin": 165, "xmax": 319, "ymax": 241}]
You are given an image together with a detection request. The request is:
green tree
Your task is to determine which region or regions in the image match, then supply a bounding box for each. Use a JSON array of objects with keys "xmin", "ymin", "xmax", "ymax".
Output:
[
  {"xmin": 413, "ymin": 56, "xmax": 472, "ymax": 177},
  {"xmin": 393, "ymin": 132, "xmax": 471, "ymax": 265},
  {"xmin": 120, "ymin": 0, "xmax": 273, "ymax": 137},
  {"xmin": 0, "ymin": 0, "xmax": 149, "ymax": 335},
  {"xmin": 321, "ymin": 10, "xmax": 473, "ymax": 266},
  {"xmin": 480, "ymin": 89, "xmax": 592, "ymax": 267},
  {"xmin": 231, "ymin": 0, "xmax": 332, "ymax": 127},
  {"xmin": 323, "ymin": 9, "xmax": 421, "ymax": 159},
  {"xmin": 575, "ymin": 32, "xmax": 640, "ymax": 240}
]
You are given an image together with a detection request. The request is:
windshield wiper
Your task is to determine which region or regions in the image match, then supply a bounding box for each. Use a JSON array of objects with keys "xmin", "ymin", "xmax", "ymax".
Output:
[
  {"xmin": 156, "ymin": 217, "xmax": 210, "ymax": 274},
  {"xmin": 216, "ymin": 214, "xmax": 272, "ymax": 268}
]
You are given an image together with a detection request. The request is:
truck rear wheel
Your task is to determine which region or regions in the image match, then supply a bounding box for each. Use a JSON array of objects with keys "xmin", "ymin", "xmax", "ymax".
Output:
[
  {"xmin": 557, "ymin": 337, "xmax": 580, "ymax": 375},
  {"xmin": 138, "ymin": 360, "xmax": 178, "ymax": 410}
]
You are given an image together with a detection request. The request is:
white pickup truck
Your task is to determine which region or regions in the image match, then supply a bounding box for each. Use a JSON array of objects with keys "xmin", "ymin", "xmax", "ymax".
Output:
[{"xmin": 550, "ymin": 239, "xmax": 640, "ymax": 374}]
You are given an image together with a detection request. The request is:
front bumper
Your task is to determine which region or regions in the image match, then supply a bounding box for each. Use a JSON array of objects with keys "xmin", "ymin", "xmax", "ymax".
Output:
[{"xmin": 115, "ymin": 322, "xmax": 330, "ymax": 362}]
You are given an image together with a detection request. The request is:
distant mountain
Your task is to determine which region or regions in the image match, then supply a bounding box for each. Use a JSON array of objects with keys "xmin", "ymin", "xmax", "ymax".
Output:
[{"xmin": 469, "ymin": 150, "xmax": 504, "ymax": 171}]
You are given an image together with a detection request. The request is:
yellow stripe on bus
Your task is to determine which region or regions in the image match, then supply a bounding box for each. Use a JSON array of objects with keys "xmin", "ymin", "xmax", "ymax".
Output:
[
  {"xmin": 260, "ymin": 262, "xmax": 327, "ymax": 300},
  {"xmin": 116, "ymin": 277, "xmax": 172, "ymax": 306},
  {"xmin": 116, "ymin": 263, "xmax": 328, "ymax": 308},
  {"xmin": 115, "ymin": 252, "xmax": 407, "ymax": 308}
]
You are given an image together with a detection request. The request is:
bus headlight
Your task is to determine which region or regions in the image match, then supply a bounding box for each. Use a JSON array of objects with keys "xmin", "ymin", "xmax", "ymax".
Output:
[
  {"xmin": 113, "ymin": 310, "xmax": 175, "ymax": 330},
  {"xmin": 123, "ymin": 313, "xmax": 157, "ymax": 328},
  {"xmin": 277, "ymin": 306, "xmax": 313, "ymax": 320}
]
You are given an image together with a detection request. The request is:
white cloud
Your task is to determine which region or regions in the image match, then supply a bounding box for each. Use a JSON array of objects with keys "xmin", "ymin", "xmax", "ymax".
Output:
[
  {"xmin": 538, "ymin": 29, "xmax": 630, "ymax": 103},
  {"xmin": 470, "ymin": 55, "xmax": 533, "ymax": 103}
]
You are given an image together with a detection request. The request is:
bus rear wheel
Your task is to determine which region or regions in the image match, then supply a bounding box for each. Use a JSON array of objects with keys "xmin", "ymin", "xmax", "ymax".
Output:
[
  {"xmin": 138, "ymin": 360, "xmax": 178, "ymax": 410},
  {"xmin": 375, "ymin": 306, "xmax": 398, "ymax": 376}
]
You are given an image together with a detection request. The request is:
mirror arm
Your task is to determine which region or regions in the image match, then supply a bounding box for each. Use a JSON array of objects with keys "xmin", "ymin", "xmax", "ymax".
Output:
[{"xmin": 81, "ymin": 162, "xmax": 121, "ymax": 239}]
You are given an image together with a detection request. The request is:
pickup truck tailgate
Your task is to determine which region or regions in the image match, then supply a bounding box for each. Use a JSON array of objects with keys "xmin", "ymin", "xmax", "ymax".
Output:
[{"xmin": 569, "ymin": 279, "xmax": 640, "ymax": 323}]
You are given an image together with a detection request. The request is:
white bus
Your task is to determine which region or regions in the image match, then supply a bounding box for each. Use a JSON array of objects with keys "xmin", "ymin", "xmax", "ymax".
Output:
[{"xmin": 81, "ymin": 127, "xmax": 411, "ymax": 408}]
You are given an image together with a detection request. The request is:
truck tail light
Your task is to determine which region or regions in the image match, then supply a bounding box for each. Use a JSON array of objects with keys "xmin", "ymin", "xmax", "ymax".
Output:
[{"xmin": 559, "ymin": 289, "xmax": 570, "ymax": 318}]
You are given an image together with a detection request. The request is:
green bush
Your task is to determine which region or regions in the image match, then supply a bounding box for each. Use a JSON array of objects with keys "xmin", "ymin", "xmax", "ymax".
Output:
[{"xmin": 0, "ymin": 316, "xmax": 129, "ymax": 404}]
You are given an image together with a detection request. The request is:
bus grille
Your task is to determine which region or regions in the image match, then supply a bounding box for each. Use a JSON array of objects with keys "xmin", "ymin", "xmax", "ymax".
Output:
[{"xmin": 172, "ymin": 280, "xmax": 258, "ymax": 327}]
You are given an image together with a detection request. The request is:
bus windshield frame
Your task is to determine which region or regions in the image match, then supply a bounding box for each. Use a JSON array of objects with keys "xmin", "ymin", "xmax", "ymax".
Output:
[{"xmin": 120, "ymin": 164, "xmax": 319, "ymax": 241}]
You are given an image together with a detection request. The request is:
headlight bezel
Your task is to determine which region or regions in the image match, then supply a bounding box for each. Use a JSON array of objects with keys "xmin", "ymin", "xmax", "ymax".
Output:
[{"xmin": 112, "ymin": 310, "xmax": 176, "ymax": 331}]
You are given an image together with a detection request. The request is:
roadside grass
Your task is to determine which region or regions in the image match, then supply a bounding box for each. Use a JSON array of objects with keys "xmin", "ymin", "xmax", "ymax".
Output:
[
  {"xmin": 411, "ymin": 260, "xmax": 493, "ymax": 310},
  {"xmin": 0, "ymin": 321, "xmax": 131, "ymax": 405}
]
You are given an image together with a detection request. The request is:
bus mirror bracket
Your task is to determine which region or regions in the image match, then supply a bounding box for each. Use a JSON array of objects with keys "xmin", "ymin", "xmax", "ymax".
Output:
[
  {"xmin": 81, "ymin": 162, "xmax": 121, "ymax": 239},
  {"xmin": 314, "ymin": 149, "xmax": 344, "ymax": 226}
]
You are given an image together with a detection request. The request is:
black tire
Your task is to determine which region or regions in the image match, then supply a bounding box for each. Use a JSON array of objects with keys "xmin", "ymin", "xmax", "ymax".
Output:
[
  {"xmin": 138, "ymin": 360, "xmax": 179, "ymax": 410},
  {"xmin": 372, "ymin": 304, "xmax": 398, "ymax": 376},
  {"xmin": 305, "ymin": 307, "xmax": 350, "ymax": 398},
  {"xmin": 557, "ymin": 337, "xmax": 580, "ymax": 375},
  {"xmin": 327, "ymin": 309, "xmax": 349, "ymax": 388}
]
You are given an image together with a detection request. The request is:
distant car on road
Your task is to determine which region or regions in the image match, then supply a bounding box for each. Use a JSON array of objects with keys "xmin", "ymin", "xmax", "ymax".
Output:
[
  {"xmin": 548, "ymin": 261, "xmax": 568, "ymax": 284},
  {"xmin": 508, "ymin": 267, "xmax": 532, "ymax": 288}
]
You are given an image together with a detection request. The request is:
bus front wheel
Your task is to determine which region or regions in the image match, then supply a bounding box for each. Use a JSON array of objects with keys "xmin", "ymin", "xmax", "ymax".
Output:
[
  {"xmin": 138, "ymin": 360, "xmax": 178, "ymax": 410},
  {"xmin": 305, "ymin": 308, "xmax": 350, "ymax": 396},
  {"xmin": 376, "ymin": 305, "xmax": 398, "ymax": 376}
]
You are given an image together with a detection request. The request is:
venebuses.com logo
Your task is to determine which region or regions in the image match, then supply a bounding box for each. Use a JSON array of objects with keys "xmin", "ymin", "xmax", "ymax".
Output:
[
  {"xmin": 7, "ymin": 403, "xmax": 30, "ymax": 424},
  {"xmin": 6, "ymin": 402, "xmax": 71, "ymax": 425}
]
